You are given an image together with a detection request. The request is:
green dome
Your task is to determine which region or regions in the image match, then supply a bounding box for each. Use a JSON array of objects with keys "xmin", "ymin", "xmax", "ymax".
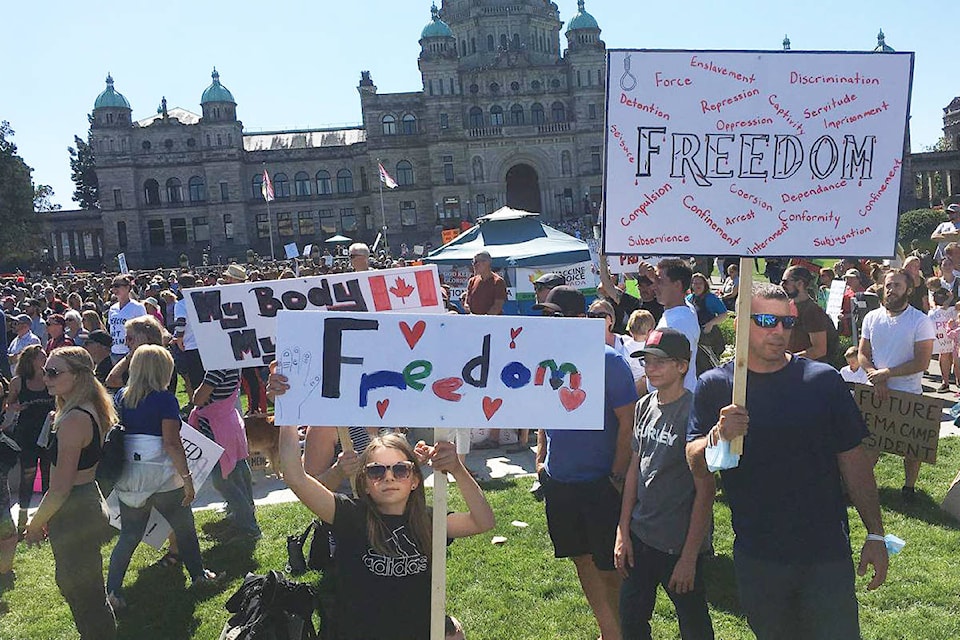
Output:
[
  {"xmin": 201, "ymin": 68, "xmax": 236, "ymax": 104},
  {"xmin": 421, "ymin": 3, "xmax": 453, "ymax": 39},
  {"xmin": 566, "ymin": 0, "xmax": 599, "ymax": 32},
  {"xmin": 94, "ymin": 74, "xmax": 131, "ymax": 110}
]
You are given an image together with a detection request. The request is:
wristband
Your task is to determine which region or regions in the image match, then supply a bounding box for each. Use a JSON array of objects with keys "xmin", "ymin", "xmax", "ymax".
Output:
[
  {"xmin": 181, "ymin": 472, "xmax": 192, "ymax": 479},
  {"xmin": 865, "ymin": 533, "xmax": 885, "ymax": 543}
]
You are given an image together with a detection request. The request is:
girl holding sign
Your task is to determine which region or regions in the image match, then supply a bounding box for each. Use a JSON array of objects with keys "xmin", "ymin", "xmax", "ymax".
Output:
[{"xmin": 273, "ymin": 368, "xmax": 495, "ymax": 640}]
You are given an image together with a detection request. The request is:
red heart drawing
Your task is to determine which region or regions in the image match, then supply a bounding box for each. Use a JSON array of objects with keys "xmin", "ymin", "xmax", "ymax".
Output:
[
  {"xmin": 399, "ymin": 321, "xmax": 426, "ymax": 350},
  {"xmin": 376, "ymin": 399, "xmax": 390, "ymax": 418},
  {"xmin": 510, "ymin": 327, "xmax": 523, "ymax": 340},
  {"xmin": 482, "ymin": 396, "xmax": 503, "ymax": 421},
  {"xmin": 559, "ymin": 387, "xmax": 586, "ymax": 412}
]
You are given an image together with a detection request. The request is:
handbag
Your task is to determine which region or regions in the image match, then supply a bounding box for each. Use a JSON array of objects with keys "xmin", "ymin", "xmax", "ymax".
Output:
[{"xmin": 96, "ymin": 424, "xmax": 126, "ymax": 484}]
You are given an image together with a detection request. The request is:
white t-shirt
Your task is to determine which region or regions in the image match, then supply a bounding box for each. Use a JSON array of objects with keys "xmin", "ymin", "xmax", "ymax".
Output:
[
  {"xmin": 933, "ymin": 221, "xmax": 959, "ymax": 259},
  {"xmin": 107, "ymin": 300, "xmax": 147, "ymax": 356},
  {"xmin": 928, "ymin": 306, "xmax": 957, "ymax": 355},
  {"xmin": 840, "ymin": 365, "xmax": 870, "ymax": 384},
  {"xmin": 174, "ymin": 298, "xmax": 198, "ymax": 350},
  {"xmin": 620, "ymin": 335, "xmax": 646, "ymax": 383},
  {"xmin": 656, "ymin": 304, "xmax": 701, "ymax": 392},
  {"xmin": 860, "ymin": 305, "xmax": 935, "ymax": 394}
]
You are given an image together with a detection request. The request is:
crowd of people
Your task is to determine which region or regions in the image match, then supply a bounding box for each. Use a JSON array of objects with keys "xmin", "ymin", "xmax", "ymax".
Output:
[{"xmin": 0, "ymin": 231, "xmax": 948, "ymax": 639}]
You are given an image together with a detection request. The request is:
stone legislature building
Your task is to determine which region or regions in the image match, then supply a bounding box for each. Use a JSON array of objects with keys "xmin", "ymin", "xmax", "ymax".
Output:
[{"xmin": 50, "ymin": 0, "xmax": 609, "ymax": 269}]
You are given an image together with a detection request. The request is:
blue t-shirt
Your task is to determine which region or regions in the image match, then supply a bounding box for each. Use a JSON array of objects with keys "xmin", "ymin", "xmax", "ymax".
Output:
[
  {"xmin": 687, "ymin": 357, "xmax": 868, "ymax": 563},
  {"xmin": 118, "ymin": 389, "xmax": 181, "ymax": 436},
  {"xmin": 545, "ymin": 346, "xmax": 639, "ymax": 482}
]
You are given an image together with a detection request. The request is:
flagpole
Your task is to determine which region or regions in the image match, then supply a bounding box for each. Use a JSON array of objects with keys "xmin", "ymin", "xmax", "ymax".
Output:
[
  {"xmin": 263, "ymin": 163, "xmax": 276, "ymax": 261},
  {"xmin": 378, "ymin": 158, "xmax": 388, "ymax": 255}
]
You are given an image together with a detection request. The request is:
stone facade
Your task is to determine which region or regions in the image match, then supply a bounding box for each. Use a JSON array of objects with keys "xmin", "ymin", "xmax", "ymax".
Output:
[
  {"xmin": 906, "ymin": 94, "xmax": 960, "ymax": 209},
  {"xmin": 58, "ymin": 0, "xmax": 607, "ymax": 269}
]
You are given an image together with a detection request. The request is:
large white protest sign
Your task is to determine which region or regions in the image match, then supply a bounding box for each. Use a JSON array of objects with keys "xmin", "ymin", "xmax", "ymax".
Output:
[
  {"xmin": 107, "ymin": 423, "xmax": 224, "ymax": 549},
  {"xmin": 274, "ymin": 311, "xmax": 605, "ymax": 429},
  {"xmin": 184, "ymin": 265, "xmax": 444, "ymax": 370},
  {"xmin": 603, "ymin": 50, "xmax": 913, "ymax": 258}
]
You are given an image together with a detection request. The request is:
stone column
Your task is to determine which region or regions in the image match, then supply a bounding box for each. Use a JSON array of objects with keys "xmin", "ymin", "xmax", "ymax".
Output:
[{"xmin": 928, "ymin": 172, "xmax": 937, "ymax": 207}]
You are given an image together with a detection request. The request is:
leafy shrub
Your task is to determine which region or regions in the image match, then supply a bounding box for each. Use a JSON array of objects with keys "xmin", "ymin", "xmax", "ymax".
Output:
[{"xmin": 898, "ymin": 208, "xmax": 943, "ymax": 251}]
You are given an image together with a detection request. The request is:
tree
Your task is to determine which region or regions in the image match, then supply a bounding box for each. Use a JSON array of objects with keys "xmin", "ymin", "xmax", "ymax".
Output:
[
  {"xmin": 0, "ymin": 121, "xmax": 45, "ymax": 262},
  {"xmin": 924, "ymin": 137, "xmax": 950, "ymax": 152},
  {"xmin": 34, "ymin": 183, "xmax": 60, "ymax": 212},
  {"xmin": 68, "ymin": 113, "xmax": 98, "ymax": 209}
]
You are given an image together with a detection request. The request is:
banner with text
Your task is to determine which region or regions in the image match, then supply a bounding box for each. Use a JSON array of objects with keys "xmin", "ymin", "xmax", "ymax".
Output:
[
  {"xmin": 274, "ymin": 311, "xmax": 606, "ymax": 429},
  {"xmin": 184, "ymin": 265, "xmax": 444, "ymax": 370},
  {"xmin": 852, "ymin": 384, "xmax": 939, "ymax": 464},
  {"xmin": 603, "ymin": 50, "xmax": 913, "ymax": 258},
  {"xmin": 515, "ymin": 262, "xmax": 599, "ymax": 299}
]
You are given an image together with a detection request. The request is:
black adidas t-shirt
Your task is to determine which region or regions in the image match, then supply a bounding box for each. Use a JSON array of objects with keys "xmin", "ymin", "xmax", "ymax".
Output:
[{"xmin": 331, "ymin": 494, "xmax": 430, "ymax": 640}]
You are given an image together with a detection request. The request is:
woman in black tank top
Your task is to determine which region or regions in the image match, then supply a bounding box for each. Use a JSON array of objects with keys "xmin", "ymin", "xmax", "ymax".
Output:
[
  {"xmin": 3, "ymin": 344, "xmax": 55, "ymax": 535},
  {"xmin": 23, "ymin": 346, "xmax": 119, "ymax": 639}
]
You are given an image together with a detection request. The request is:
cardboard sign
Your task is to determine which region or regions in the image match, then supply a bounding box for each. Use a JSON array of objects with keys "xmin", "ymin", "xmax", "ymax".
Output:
[
  {"xmin": 273, "ymin": 311, "xmax": 606, "ymax": 429},
  {"xmin": 515, "ymin": 262, "xmax": 598, "ymax": 300},
  {"xmin": 852, "ymin": 384, "xmax": 940, "ymax": 464},
  {"xmin": 184, "ymin": 265, "xmax": 444, "ymax": 370},
  {"xmin": 106, "ymin": 423, "xmax": 224, "ymax": 549},
  {"xmin": 941, "ymin": 470, "xmax": 960, "ymax": 522},
  {"xmin": 441, "ymin": 229, "xmax": 460, "ymax": 245},
  {"xmin": 603, "ymin": 50, "xmax": 913, "ymax": 258}
]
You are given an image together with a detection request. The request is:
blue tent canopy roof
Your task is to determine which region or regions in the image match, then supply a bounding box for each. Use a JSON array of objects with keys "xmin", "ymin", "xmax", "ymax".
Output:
[{"xmin": 423, "ymin": 207, "xmax": 591, "ymax": 268}]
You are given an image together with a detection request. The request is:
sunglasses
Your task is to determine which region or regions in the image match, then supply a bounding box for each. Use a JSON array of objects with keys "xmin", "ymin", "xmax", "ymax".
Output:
[
  {"xmin": 349, "ymin": 253, "xmax": 365, "ymax": 258},
  {"xmin": 540, "ymin": 309, "xmax": 563, "ymax": 317},
  {"xmin": 364, "ymin": 461, "xmax": 416, "ymax": 482},
  {"xmin": 42, "ymin": 366, "xmax": 64, "ymax": 378},
  {"xmin": 750, "ymin": 313, "xmax": 797, "ymax": 329},
  {"xmin": 586, "ymin": 311, "xmax": 610, "ymax": 319}
]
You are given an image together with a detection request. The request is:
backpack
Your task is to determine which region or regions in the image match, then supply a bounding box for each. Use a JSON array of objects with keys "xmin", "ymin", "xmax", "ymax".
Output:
[{"xmin": 220, "ymin": 570, "xmax": 318, "ymax": 640}]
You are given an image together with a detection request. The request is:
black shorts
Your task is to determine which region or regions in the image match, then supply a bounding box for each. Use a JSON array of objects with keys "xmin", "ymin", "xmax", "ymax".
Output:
[
  {"xmin": 180, "ymin": 349, "xmax": 206, "ymax": 388},
  {"xmin": 541, "ymin": 471, "xmax": 620, "ymax": 570}
]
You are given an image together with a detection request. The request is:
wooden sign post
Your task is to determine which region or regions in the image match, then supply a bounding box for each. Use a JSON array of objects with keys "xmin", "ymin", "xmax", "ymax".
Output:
[
  {"xmin": 336, "ymin": 427, "xmax": 358, "ymax": 494},
  {"xmin": 730, "ymin": 258, "xmax": 754, "ymax": 455},
  {"xmin": 430, "ymin": 427, "xmax": 449, "ymax": 640}
]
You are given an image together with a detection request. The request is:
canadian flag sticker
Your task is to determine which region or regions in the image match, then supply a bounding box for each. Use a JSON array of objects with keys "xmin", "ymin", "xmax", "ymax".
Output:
[{"xmin": 369, "ymin": 269, "xmax": 439, "ymax": 311}]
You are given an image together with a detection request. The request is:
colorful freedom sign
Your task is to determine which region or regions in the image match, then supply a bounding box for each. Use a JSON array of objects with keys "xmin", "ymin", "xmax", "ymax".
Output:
[
  {"xmin": 273, "ymin": 311, "xmax": 606, "ymax": 429},
  {"xmin": 184, "ymin": 265, "xmax": 444, "ymax": 370},
  {"xmin": 602, "ymin": 50, "xmax": 914, "ymax": 258}
]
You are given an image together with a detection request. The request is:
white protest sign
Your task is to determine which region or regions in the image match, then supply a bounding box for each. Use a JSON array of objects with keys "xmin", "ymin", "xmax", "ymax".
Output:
[
  {"xmin": 118, "ymin": 253, "xmax": 129, "ymax": 274},
  {"xmin": 603, "ymin": 50, "xmax": 913, "ymax": 258},
  {"xmin": 515, "ymin": 262, "xmax": 598, "ymax": 299},
  {"xmin": 284, "ymin": 243, "xmax": 299, "ymax": 259},
  {"xmin": 107, "ymin": 423, "xmax": 224, "ymax": 549},
  {"xmin": 825, "ymin": 278, "xmax": 847, "ymax": 328},
  {"xmin": 184, "ymin": 265, "xmax": 444, "ymax": 370},
  {"xmin": 274, "ymin": 311, "xmax": 606, "ymax": 429},
  {"xmin": 302, "ymin": 244, "xmax": 313, "ymax": 258}
]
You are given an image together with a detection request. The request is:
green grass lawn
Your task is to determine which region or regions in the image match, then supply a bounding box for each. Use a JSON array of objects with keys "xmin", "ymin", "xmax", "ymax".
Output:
[{"xmin": 3, "ymin": 440, "xmax": 960, "ymax": 639}]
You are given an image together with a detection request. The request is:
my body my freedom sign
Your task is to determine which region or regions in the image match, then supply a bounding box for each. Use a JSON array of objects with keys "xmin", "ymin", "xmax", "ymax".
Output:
[
  {"xmin": 852, "ymin": 384, "xmax": 940, "ymax": 464},
  {"xmin": 273, "ymin": 311, "xmax": 605, "ymax": 429},
  {"xmin": 184, "ymin": 265, "xmax": 444, "ymax": 370},
  {"xmin": 602, "ymin": 50, "xmax": 913, "ymax": 257}
]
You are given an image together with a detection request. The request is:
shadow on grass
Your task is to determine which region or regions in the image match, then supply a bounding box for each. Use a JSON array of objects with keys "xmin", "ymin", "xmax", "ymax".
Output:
[
  {"xmin": 704, "ymin": 553, "xmax": 742, "ymax": 616},
  {"xmin": 877, "ymin": 487, "xmax": 960, "ymax": 530},
  {"xmin": 475, "ymin": 478, "xmax": 516, "ymax": 492}
]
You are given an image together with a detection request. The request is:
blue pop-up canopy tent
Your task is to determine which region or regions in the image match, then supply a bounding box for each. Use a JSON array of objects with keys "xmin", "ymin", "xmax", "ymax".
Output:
[{"xmin": 423, "ymin": 207, "xmax": 595, "ymax": 314}]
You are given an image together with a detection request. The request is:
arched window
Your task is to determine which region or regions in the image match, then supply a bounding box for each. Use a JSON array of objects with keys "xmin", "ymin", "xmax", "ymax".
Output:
[
  {"xmin": 166, "ymin": 177, "xmax": 182, "ymax": 203},
  {"xmin": 274, "ymin": 173, "xmax": 290, "ymax": 198},
  {"xmin": 486, "ymin": 34, "xmax": 495, "ymax": 51},
  {"xmin": 337, "ymin": 169, "xmax": 354, "ymax": 194},
  {"xmin": 460, "ymin": 40, "xmax": 467, "ymax": 56},
  {"xmin": 382, "ymin": 115, "xmax": 397, "ymax": 135},
  {"xmin": 117, "ymin": 221, "xmax": 128, "ymax": 248},
  {"xmin": 551, "ymin": 101, "xmax": 566, "ymax": 122},
  {"xmin": 252, "ymin": 174, "xmax": 263, "ymax": 199},
  {"xmin": 472, "ymin": 156, "xmax": 484, "ymax": 182},
  {"xmin": 401, "ymin": 114, "xmax": 417, "ymax": 135},
  {"xmin": 561, "ymin": 151, "xmax": 572, "ymax": 177},
  {"xmin": 188, "ymin": 176, "xmax": 205, "ymax": 202},
  {"xmin": 144, "ymin": 179, "xmax": 160, "ymax": 206},
  {"xmin": 294, "ymin": 171, "xmax": 311, "ymax": 196},
  {"xmin": 531, "ymin": 103, "xmax": 545, "ymax": 125},
  {"xmin": 500, "ymin": 34, "xmax": 508, "ymax": 48},
  {"xmin": 316, "ymin": 170, "xmax": 332, "ymax": 195},
  {"xmin": 490, "ymin": 105, "xmax": 504, "ymax": 126},
  {"xmin": 223, "ymin": 213, "xmax": 234, "ymax": 240},
  {"xmin": 513, "ymin": 33, "xmax": 520, "ymax": 48},
  {"xmin": 396, "ymin": 160, "xmax": 414, "ymax": 186},
  {"xmin": 509, "ymin": 103, "xmax": 524, "ymax": 126},
  {"xmin": 468, "ymin": 107, "xmax": 484, "ymax": 128}
]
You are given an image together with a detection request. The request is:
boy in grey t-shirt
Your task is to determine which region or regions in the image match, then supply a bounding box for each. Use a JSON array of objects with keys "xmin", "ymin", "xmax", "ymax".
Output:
[{"xmin": 614, "ymin": 328, "xmax": 715, "ymax": 640}]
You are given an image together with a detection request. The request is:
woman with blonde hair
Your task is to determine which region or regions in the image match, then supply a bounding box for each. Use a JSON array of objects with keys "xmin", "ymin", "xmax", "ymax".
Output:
[
  {"xmin": 105, "ymin": 345, "xmax": 216, "ymax": 610},
  {"xmin": 24, "ymin": 346, "xmax": 118, "ymax": 639},
  {"xmin": 82, "ymin": 309, "xmax": 106, "ymax": 334}
]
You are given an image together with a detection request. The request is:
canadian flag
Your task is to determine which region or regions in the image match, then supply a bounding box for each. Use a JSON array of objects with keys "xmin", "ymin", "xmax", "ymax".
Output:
[{"xmin": 368, "ymin": 269, "xmax": 439, "ymax": 311}]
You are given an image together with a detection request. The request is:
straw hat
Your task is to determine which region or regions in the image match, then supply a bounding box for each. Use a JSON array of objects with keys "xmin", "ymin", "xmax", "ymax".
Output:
[{"xmin": 222, "ymin": 264, "xmax": 248, "ymax": 281}]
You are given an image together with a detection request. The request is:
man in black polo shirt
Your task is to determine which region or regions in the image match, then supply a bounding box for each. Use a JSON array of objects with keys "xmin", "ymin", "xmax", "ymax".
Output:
[{"xmin": 84, "ymin": 330, "xmax": 115, "ymax": 386}]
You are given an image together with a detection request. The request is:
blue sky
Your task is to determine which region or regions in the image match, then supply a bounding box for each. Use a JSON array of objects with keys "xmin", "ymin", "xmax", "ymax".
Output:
[{"xmin": 2, "ymin": 0, "xmax": 956, "ymax": 209}]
